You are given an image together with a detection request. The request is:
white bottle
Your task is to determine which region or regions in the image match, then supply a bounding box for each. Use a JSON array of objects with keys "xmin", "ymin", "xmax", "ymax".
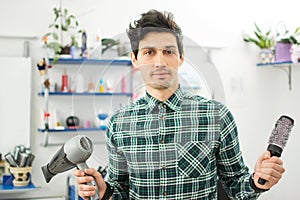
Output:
[
  {"xmin": 93, "ymin": 29, "xmax": 102, "ymax": 59},
  {"xmin": 75, "ymin": 73, "xmax": 84, "ymax": 93}
]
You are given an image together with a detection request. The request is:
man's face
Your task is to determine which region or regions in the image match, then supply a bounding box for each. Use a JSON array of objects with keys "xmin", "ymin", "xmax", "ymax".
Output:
[{"xmin": 131, "ymin": 32, "xmax": 184, "ymax": 90}]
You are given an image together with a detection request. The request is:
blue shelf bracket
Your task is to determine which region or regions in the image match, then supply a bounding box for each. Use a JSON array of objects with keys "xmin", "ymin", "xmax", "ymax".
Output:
[
  {"xmin": 257, "ymin": 61, "xmax": 296, "ymax": 91},
  {"xmin": 276, "ymin": 64, "xmax": 292, "ymax": 91},
  {"xmin": 42, "ymin": 130, "xmax": 49, "ymax": 147}
]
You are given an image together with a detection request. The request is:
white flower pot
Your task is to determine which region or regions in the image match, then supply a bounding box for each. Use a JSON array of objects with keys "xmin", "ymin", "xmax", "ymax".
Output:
[{"xmin": 258, "ymin": 48, "xmax": 274, "ymax": 64}]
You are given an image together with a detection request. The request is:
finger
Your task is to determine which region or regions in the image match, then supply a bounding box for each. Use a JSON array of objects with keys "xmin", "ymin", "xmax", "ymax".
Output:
[
  {"xmin": 78, "ymin": 189, "xmax": 96, "ymax": 199},
  {"xmin": 83, "ymin": 168, "xmax": 99, "ymax": 177},
  {"xmin": 78, "ymin": 184, "xmax": 97, "ymax": 191},
  {"xmin": 255, "ymin": 164, "xmax": 285, "ymax": 184},
  {"xmin": 260, "ymin": 158, "xmax": 285, "ymax": 174},
  {"xmin": 256, "ymin": 172, "xmax": 282, "ymax": 186},
  {"xmin": 263, "ymin": 150, "xmax": 271, "ymax": 160},
  {"xmin": 76, "ymin": 175, "xmax": 95, "ymax": 184},
  {"xmin": 78, "ymin": 184, "xmax": 97, "ymax": 198},
  {"xmin": 83, "ymin": 168, "xmax": 105, "ymax": 189},
  {"xmin": 257, "ymin": 151, "xmax": 271, "ymax": 165},
  {"xmin": 73, "ymin": 169, "xmax": 85, "ymax": 177},
  {"xmin": 256, "ymin": 169, "xmax": 282, "ymax": 181},
  {"xmin": 256, "ymin": 162, "xmax": 285, "ymax": 175},
  {"xmin": 261, "ymin": 156, "xmax": 281, "ymax": 163},
  {"xmin": 265, "ymin": 156, "xmax": 283, "ymax": 165}
]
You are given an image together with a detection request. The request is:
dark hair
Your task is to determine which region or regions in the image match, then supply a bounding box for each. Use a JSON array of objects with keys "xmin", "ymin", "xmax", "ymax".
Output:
[{"xmin": 127, "ymin": 10, "xmax": 183, "ymax": 59}]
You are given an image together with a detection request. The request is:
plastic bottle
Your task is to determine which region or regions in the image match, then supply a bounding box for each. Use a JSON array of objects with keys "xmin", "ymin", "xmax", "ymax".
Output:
[
  {"xmin": 81, "ymin": 30, "xmax": 87, "ymax": 57},
  {"xmin": 106, "ymin": 80, "xmax": 114, "ymax": 93},
  {"xmin": 70, "ymin": 45, "xmax": 75, "ymax": 58},
  {"xmin": 98, "ymin": 79, "xmax": 104, "ymax": 93},
  {"xmin": 93, "ymin": 29, "xmax": 102, "ymax": 59},
  {"xmin": 75, "ymin": 73, "xmax": 84, "ymax": 93},
  {"xmin": 121, "ymin": 74, "xmax": 126, "ymax": 93},
  {"xmin": 61, "ymin": 68, "xmax": 68, "ymax": 92}
]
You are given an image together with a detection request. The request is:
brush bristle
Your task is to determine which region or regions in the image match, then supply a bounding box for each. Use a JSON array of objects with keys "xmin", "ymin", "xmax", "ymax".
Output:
[{"xmin": 268, "ymin": 115, "xmax": 294, "ymax": 148}]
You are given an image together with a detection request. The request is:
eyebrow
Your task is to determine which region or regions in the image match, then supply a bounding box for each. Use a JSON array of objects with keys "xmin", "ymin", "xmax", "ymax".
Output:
[{"xmin": 140, "ymin": 45, "xmax": 177, "ymax": 50}]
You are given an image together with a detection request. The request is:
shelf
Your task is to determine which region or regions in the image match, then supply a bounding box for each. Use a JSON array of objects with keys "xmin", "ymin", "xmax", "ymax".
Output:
[
  {"xmin": 39, "ymin": 127, "xmax": 107, "ymax": 147},
  {"xmin": 40, "ymin": 58, "xmax": 133, "ymax": 147},
  {"xmin": 38, "ymin": 92, "xmax": 133, "ymax": 97},
  {"xmin": 256, "ymin": 61, "xmax": 296, "ymax": 66},
  {"xmin": 49, "ymin": 58, "xmax": 132, "ymax": 66},
  {"xmin": 38, "ymin": 127, "xmax": 105, "ymax": 132},
  {"xmin": 0, "ymin": 182, "xmax": 39, "ymax": 194},
  {"xmin": 256, "ymin": 61, "xmax": 300, "ymax": 90}
]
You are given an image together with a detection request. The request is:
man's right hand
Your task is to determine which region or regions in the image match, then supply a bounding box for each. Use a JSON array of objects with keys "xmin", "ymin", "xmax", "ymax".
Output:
[{"xmin": 73, "ymin": 168, "xmax": 107, "ymax": 200}]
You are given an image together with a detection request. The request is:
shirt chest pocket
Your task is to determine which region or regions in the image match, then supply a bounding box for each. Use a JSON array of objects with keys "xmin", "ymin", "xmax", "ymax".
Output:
[{"xmin": 177, "ymin": 141, "xmax": 212, "ymax": 178}]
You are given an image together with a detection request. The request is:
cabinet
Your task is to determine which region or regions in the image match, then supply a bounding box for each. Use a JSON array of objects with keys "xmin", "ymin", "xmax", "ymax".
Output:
[
  {"xmin": 0, "ymin": 57, "xmax": 37, "ymax": 195},
  {"xmin": 38, "ymin": 58, "xmax": 133, "ymax": 147}
]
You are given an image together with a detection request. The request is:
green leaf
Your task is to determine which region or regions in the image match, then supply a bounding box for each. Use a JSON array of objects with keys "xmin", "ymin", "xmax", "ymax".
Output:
[
  {"xmin": 54, "ymin": 8, "xmax": 60, "ymax": 21},
  {"xmin": 44, "ymin": 32, "xmax": 52, "ymax": 37},
  {"xmin": 294, "ymin": 27, "xmax": 300, "ymax": 35},
  {"xmin": 290, "ymin": 36, "xmax": 297, "ymax": 44},
  {"xmin": 49, "ymin": 23, "xmax": 56, "ymax": 28},
  {"xmin": 52, "ymin": 54, "xmax": 59, "ymax": 65},
  {"xmin": 254, "ymin": 31, "xmax": 262, "ymax": 40},
  {"xmin": 53, "ymin": 33, "xmax": 59, "ymax": 40},
  {"xmin": 254, "ymin": 22, "xmax": 262, "ymax": 33},
  {"xmin": 61, "ymin": 25, "xmax": 68, "ymax": 31},
  {"xmin": 66, "ymin": 18, "xmax": 71, "ymax": 26}
]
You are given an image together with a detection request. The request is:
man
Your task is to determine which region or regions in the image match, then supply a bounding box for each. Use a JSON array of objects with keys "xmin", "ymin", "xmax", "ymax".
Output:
[{"xmin": 74, "ymin": 10, "xmax": 285, "ymax": 199}]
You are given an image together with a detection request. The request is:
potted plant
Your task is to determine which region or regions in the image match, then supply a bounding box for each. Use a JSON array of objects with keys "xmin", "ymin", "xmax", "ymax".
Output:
[
  {"xmin": 274, "ymin": 23, "xmax": 300, "ymax": 62},
  {"xmin": 102, "ymin": 38, "xmax": 120, "ymax": 55},
  {"xmin": 243, "ymin": 22, "xmax": 276, "ymax": 63},
  {"xmin": 44, "ymin": 7, "xmax": 82, "ymax": 64}
]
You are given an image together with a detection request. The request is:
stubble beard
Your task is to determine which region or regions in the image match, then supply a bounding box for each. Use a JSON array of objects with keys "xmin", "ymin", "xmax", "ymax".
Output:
[{"xmin": 149, "ymin": 68, "xmax": 174, "ymax": 89}]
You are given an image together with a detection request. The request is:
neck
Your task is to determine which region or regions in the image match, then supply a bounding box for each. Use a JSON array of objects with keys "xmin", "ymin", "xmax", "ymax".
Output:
[{"xmin": 146, "ymin": 84, "xmax": 179, "ymax": 102}]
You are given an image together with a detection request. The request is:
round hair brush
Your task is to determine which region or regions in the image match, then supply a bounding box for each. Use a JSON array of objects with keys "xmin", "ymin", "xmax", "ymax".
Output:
[{"xmin": 258, "ymin": 115, "xmax": 295, "ymax": 185}]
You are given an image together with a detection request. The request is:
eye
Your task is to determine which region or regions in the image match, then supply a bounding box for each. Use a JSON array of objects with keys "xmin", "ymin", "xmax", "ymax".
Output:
[
  {"xmin": 163, "ymin": 49, "xmax": 177, "ymax": 55},
  {"xmin": 164, "ymin": 50, "xmax": 174, "ymax": 54},
  {"xmin": 143, "ymin": 49, "xmax": 154, "ymax": 56}
]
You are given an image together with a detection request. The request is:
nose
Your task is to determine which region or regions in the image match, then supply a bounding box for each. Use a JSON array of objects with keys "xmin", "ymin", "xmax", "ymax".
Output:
[{"xmin": 153, "ymin": 50, "xmax": 166, "ymax": 68}]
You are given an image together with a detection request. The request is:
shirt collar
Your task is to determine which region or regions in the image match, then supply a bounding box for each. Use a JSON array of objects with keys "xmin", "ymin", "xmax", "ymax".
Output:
[{"xmin": 145, "ymin": 86, "xmax": 183, "ymax": 112}]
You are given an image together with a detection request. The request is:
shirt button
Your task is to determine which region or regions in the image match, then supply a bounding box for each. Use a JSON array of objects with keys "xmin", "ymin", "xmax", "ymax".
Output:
[
  {"xmin": 160, "ymin": 115, "xmax": 165, "ymax": 120},
  {"xmin": 160, "ymin": 139, "xmax": 164, "ymax": 144},
  {"xmin": 117, "ymin": 150, "xmax": 123, "ymax": 155},
  {"xmin": 163, "ymin": 191, "xmax": 167, "ymax": 196},
  {"xmin": 162, "ymin": 165, "xmax": 166, "ymax": 170}
]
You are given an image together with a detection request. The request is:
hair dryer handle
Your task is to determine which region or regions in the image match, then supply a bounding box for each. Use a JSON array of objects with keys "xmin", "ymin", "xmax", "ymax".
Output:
[{"xmin": 77, "ymin": 162, "xmax": 100, "ymax": 200}]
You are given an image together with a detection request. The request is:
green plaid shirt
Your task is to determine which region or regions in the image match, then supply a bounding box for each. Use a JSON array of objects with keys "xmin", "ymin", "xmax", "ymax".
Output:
[{"xmin": 106, "ymin": 87, "xmax": 260, "ymax": 199}]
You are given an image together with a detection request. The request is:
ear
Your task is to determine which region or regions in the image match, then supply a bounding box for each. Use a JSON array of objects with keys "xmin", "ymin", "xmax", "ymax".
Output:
[
  {"xmin": 130, "ymin": 52, "xmax": 139, "ymax": 68},
  {"xmin": 179, "ymin": 51, "xmax": 184, "ymax": 66}
]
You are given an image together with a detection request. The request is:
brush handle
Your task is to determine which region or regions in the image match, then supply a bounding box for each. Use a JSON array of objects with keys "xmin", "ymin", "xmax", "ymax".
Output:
[{"xmin": 258, "ymin": 144, "xmax": 282, "ymax": 185}]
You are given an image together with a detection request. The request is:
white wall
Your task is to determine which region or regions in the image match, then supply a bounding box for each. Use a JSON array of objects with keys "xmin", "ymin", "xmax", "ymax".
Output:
[{"xmin": 0, "ymin": 0, "xmax": 300, "ymax": 199}]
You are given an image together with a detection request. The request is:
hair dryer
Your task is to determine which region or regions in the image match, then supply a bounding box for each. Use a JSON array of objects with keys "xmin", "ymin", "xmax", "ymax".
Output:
[{"xmin": 41, "ymin": 135, "xmax": 99, "ymax": 200}]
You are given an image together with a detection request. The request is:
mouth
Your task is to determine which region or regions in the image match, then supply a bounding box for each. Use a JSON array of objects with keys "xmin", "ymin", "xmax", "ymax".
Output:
[{"xmin": 151, "ymin": 71, "xmax": 171, "ymax": 79}]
